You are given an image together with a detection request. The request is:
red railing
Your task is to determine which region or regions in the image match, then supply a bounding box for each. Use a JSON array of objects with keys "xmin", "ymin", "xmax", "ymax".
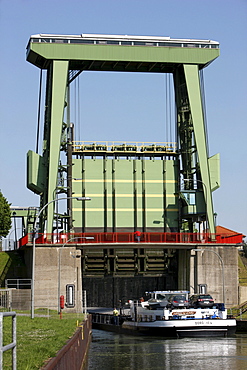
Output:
[{"xmin": 18, "ymin": 232, "xmax": 244, "ymax": 247}]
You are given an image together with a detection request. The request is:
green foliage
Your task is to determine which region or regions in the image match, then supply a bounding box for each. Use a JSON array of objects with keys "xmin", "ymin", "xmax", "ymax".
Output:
[
  {"xmin": 243, "ymin": 243, "xmax": 247, "ymax": 258},
  {"xmin": 0, "ymin": 191, "xmax": 11, "ymax": 238},
  {"xmin": 2, "ymin": 313, "xmax": 84, "ymax": 369},
  {"xmin": 239, "ymin": 253, "xmax": 247, "ymax": 286},
  {"xmin": 0, "ymin": 252, "xmax": 10, "ymax": 271}
]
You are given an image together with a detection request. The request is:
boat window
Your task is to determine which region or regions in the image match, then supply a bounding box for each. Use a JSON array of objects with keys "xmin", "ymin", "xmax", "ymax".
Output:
[
  {"xmin": 133, "ymin": 41, "xmax": 146, "ymax": 46},
  {"xmin": 107, "ymin": 40, "xmax": 119, "ymax": 45},
  {"xmin": 40, "ymin": 38, "xmax": 50, "ymax": 43},
  {"xmin": 159, "ymin": 42, "xmax": 181, "ymax": 47},
  {"xmin": 70, "ymin": 39, "xmax": 84, "ymax": 44},
  {"xmin": 121, "ymin": 41, "xmax": 132, "ymax": 45},
  {"xmin": 52, "ymin": 39, "xmax": 67, "ymax": 43},
  {"xmin": 80, "ymin": 39, "xmax": 94, "ymax": 44}
]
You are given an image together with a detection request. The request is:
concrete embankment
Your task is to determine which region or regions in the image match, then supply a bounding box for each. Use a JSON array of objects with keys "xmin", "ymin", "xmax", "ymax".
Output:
[{"xmin": 41, "ymin": 315, "xmax": 92, "ymax": 370}]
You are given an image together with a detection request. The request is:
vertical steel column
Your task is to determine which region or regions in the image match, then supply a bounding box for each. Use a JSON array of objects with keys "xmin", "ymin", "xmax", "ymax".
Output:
[
  {"xmin": 112, "ymin": 158, "xmax": 116, "ymax": 232},
  {"xmin": 46, "ymin": 60, "xmax": 69, "ymax": 234},
  {"xmin": 174, "ymin": 67, "xmax": 194, "ymax": 183},
  {"xmin": 162, "ymin": 157, "xmax": 167, "ymax": 232},
  {"xmin": 81, "ymin": 156, "xmax": 85, "ymax": 232},
  {"xmin": 67, "ymin": 86, "xmax": 73, "ymax": 232},
  {"xmin": 183, "ymin": 64, "xmax": 215, "ymax": 234},
  {"xmin": 104, "ymin": 156, "xmax": 108, "ymax": 232},
  {"xmin": 133, "ymin": 158, "xmax": 137, "ymax": 230},
  {"xmin": 142, "ymin": 157, "xmax": 146, "ymax": 232}
]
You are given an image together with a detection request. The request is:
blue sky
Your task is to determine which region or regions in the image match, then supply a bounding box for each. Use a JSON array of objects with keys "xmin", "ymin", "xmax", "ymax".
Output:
[{"xmin": 0, "ymin": 0, "xmax": 246, "ymax": 239}]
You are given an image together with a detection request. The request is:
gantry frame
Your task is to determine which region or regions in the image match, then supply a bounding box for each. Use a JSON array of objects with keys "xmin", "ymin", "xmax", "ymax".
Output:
[{"xmin": 26, "ymin": 33, "xmax": 220, "ymax": 234}]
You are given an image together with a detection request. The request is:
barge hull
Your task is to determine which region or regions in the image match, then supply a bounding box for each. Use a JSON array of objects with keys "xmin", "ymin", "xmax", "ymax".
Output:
[
  {"xmin": 92, "ymin": 316, "xmax": 236, "ymax": 338},
  {"xmin": 122, "ymin": 320, "xmax": 236, "ymax": 338}
]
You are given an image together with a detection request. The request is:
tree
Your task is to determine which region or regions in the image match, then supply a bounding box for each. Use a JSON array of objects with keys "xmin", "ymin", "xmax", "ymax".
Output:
[
  {"xmin": 243, "ymin": 241, "xmax": 247, "ymax": 259},
  {"xmin": 0, "ymin": 191, "xmax": 11, "ymax": 238}
]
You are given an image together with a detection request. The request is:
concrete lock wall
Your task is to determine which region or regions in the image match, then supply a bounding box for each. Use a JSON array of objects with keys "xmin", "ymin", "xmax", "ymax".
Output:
[
  {"xmin": 239, "ymin": 286, "xmax": 247, "ymax": 305},
  {"xmin": 190, "ymin": 246, "xmax": 238, "ymax": 307},
  {"xmin": 20, "ymin": 244, "xmax": 239, "ymax": 311},
  {"xmin": 34, "ymin": 247, "xmax": 82, "ymax": 312},
  {"xmin": 178, "ymin": 249, "xmax": 191, "ymax": 291}
]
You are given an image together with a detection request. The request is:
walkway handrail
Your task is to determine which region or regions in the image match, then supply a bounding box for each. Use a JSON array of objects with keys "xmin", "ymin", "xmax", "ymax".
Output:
[
  {"xmin": 0, "ymin": 312, "xmax": 17, "ymax": 370},
  {"xmin": 18, "ymin": 231, "xmax": 243, "ymax": 247},
  {"xmin": 72, "ymin": 140, "xmax": 177, "ymax": 153}
]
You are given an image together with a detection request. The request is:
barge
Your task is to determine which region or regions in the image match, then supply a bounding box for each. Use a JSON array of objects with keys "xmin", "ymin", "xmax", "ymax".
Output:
[{"xmin": 90, "ymin": 291, "xmax": 236, "ymax": 338}]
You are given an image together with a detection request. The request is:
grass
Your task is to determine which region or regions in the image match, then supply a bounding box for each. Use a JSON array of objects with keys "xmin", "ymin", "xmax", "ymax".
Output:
[
  {"xmin": 227, "ymin": 252, "xmax": 247, "ymax": 319},
  {"xmin": 0, "ymin": 252, "xmax": 10, "ymax": 270},
  {"xmin": 238, "ymin": 253, "xmax": 247, "ymax": 286},
  {"xmin": 2, "ymin": 310, "xmax": 85, "ymax": 370},
  {"xmin": 229, "ymin": 304, "xmax": 247, "ymax": 319}
]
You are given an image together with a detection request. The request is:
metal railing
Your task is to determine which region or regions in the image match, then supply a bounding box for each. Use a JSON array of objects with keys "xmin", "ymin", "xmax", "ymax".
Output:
[
  {"xmin": 92, "ymin": 313, "xmax": 119, "ymax": 325},
  {"xmin": 0, "ymin": 290, "xmax": 12, "ymax": 312},
  {"xmin": 72, "ymin": 141, "xmax": 177, "ymax": 154},
  {"xmin": 230, "ymin": 301, "xmax": 247, "ymax": 320},
  {"xmin": 5, "ymin": 279, "xmax": 32, "ymax": 290},
  {"xmin": 29, "ymin": 35, "xmax": 219, "ymax": 50},
  {"xmin": 18, "ymin": 231, "xmax": 243, "ymax": 246},
  {"xmin": 0, "ymin": 312, "xmax": 16, "ymax": 370}
]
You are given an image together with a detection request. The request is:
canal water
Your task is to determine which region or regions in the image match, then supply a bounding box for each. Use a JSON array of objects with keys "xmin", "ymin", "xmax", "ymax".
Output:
[{"xmin": 85, "ymin": 330, "xmax": 247, "ymax": 370}]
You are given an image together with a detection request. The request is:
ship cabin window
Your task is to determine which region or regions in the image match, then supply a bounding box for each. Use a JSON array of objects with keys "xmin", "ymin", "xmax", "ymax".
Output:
[{"xmin": 121, "ymin": 41, "xmax": 132, "ymax": 45}]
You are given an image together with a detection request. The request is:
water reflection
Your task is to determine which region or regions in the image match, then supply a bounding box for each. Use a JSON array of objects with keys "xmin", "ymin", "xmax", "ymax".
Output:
[{"xmin": 85, "ymin": 330, "xmax": 247, "ymax": 370}]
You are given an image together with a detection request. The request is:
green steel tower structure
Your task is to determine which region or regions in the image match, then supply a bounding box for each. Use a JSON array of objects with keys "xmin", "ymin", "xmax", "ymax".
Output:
[{"xmin": 26, "ymin": 33, "xmax": 220, "ymax": 236}]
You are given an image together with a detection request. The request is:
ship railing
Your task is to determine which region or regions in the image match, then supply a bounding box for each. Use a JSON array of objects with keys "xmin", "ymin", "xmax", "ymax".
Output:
[{"xmin": 92, "ymin": 313, "xmax": 120, "ymax": 326}]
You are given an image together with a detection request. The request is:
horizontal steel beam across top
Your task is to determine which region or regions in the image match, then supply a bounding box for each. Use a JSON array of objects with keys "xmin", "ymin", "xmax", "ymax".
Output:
[{"xmin": 26, "ymin": 33, "xmax": 220, "ymax": 71}]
